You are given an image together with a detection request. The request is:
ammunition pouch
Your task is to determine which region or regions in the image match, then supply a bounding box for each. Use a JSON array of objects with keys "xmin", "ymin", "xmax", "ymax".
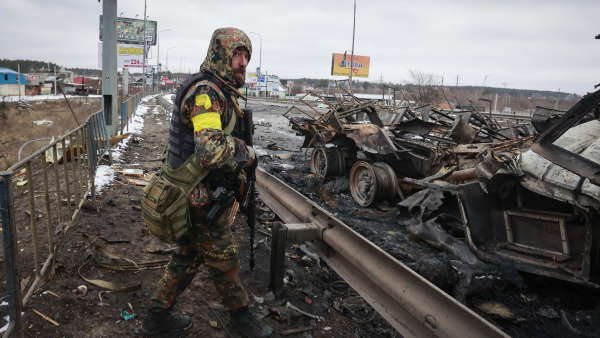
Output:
[{"xmin": 141, "ymin": 157, "xmax": 209, "ymax": 243}]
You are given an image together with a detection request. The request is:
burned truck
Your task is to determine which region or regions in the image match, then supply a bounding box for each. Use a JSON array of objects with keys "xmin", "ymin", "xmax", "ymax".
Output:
[
  {"xmin": 286, "ymin": 88, "xmax": 600, "ymax": 286},
  {"xmin": 286, "ymin": 91, "xmax": 528, "ymax": 206},
  {"xmin": 460, "ymin": 89, "xmax": 600, "ymax": 286}
]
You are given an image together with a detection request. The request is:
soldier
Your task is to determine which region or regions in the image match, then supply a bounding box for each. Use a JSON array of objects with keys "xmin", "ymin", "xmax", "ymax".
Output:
[{"xmin": 138, "ymin": 27, "xmax": 273, "ymax": 337}]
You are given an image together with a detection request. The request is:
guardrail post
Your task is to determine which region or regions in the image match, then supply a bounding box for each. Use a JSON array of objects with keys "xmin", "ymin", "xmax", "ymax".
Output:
[
  {"xmin": 269, "ymin": 222, "xmax": 287, "ymax": 296},
  {"xmin": 0, "ymin": 172, "xmax": 24, "ymax": 338}
]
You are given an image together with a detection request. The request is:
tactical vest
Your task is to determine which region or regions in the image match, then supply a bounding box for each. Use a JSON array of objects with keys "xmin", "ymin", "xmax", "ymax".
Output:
[{"xmin": 167, "ymin": 72, "xmax": 237, "ymax": 169}]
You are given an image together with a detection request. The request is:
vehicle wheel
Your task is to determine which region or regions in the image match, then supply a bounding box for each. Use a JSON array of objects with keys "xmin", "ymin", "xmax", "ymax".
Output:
[
  {"xmin": 310, "ymin": 147, "xmax": 345, "ymax": 179},
  {"xmin": 350, "ymin": 161, "xmax": 399, "ymax": 207}
]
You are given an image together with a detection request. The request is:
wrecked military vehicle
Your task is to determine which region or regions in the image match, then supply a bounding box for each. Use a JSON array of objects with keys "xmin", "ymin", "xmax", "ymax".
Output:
[
  {"xmin": 286, "ymin": 88, "xmax": 600, "ymax": 286},
  {"xmin": 461, "ymin": 89, "xmax": 600, "ymax": 286},
  {"xmin": 286, "ymin": 91, "xmax": 530, "ymax": 206}
]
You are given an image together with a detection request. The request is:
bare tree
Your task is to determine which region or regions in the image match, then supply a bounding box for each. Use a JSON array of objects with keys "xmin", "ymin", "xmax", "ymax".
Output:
[{"xmin": 407, "ymin": 70, "xmax": 441, "ymax": 105}]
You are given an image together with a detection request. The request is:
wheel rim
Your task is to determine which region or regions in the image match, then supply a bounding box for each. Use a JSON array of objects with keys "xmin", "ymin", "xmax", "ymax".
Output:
[
  {"xmin": 350, "ymin": 161, "xmax": 377, "ymax": 207},
  {"xmin": 311, "ymin": 148, "xmax": 328, "ymax": 177},
  {"xmin": 350, "ymin": 161, "xmax": 399, "ymax": 207},
  {"xmin": 372, "ymin": 162, "xmax": 399, "ymax": 199},
  {"xmin": 310, "ymin": 147, "xmax": 345, "ymax": 178}
]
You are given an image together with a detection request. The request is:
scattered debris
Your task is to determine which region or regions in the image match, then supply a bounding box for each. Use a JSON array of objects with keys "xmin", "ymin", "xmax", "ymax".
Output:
[
  {"xmin": 71, "ymin": 285, "xmax": 88, "ymax": 297},
  {"xmin": 32, "ymin": 308, "xmax": 60, "ymax": 327},
  {"xmin": 475, "ymin": 302, "xmax": 514, "ymax": 319},
  {"xmin": 286, "ymin": 302, "xmax": 325, "ymax": 321},
  {"xmin": 32, "ymin": 120, "xmax": 54, "ymax": 126},
  {"xmin": 281, "ymin": 326, "xmax": 316, "ymax": 336},
  {"xmin": 120, "ymin": 310, "xmax": 136, "ymax": 321},
  {"xmin": 536, "ymin": 306, "xmax": 559, "ymax": 320},
  {"xmin": 78, "ymin": 262, "xmax": 141, "ymax": 292}
]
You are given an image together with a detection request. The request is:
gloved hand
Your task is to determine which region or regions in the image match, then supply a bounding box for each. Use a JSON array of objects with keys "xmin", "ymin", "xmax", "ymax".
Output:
[{"xmin": 244, "ymin": 145, "xmax": 256, "ymax": 168}]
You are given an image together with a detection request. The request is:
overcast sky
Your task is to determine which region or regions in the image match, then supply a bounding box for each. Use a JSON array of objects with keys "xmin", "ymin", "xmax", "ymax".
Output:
[{"xmin": 1, "ymin": 0, "xmax": 599, "ymax": 94}]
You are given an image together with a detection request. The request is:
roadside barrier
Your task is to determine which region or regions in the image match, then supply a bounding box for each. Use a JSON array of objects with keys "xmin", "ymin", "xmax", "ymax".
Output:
[{"xmin": 0, "ymin": 92, "xmax": 160, "ymax": 337}]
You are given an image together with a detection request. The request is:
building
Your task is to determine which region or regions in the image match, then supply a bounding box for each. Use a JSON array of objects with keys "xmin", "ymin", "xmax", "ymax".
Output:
[
  {"xmin": 0, "ymin": 67, "xmax": 28, "ymax": 96},
  {"xmin": 244, "ymin": 72, "xmax": 287, "ymax": 98}
]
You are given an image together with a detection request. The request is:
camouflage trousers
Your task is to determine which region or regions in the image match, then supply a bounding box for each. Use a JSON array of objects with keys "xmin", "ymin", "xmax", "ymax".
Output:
[{"xmin": 150, "ymin": 200, "xmax": 249, "ymax": 312}]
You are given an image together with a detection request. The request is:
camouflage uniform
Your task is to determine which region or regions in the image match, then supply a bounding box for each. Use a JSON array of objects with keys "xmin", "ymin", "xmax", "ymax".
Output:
[{"xmin": 150, "ymin": 27, "xmax": 253, "ymax": 312}]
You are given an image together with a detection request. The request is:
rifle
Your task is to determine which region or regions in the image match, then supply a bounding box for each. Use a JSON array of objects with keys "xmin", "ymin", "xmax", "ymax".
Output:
[{"xmin": 241, "ymin": 108, "xmax": 256, "ymax": 271}]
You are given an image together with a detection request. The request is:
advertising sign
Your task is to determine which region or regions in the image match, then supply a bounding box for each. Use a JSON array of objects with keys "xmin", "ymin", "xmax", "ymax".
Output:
[
  {"xmin": 98, "ymin": 42, "xmax": 147, "ymax": 69},
  {"xmin": 118, "ymin": 44, "xmax": 145, "ymax": 68},
  {"xmin": 99, "ymin": 16, "xmax": 157, "ymax": 45},
  {"xmin": 331, "ymin": 53, "xmax": 370, "ymax": 78}
]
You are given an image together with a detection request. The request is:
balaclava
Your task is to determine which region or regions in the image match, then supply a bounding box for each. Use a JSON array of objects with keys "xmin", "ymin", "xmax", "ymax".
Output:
[{"xmin": 200, "ymin": 27, "xmax": 252, "ymax": 88}]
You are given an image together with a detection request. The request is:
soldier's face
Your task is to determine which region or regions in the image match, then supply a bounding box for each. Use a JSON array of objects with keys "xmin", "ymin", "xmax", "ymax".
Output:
[{"xmin": 231, "ymin": 47, "xmax": 249, "ymax": 88}]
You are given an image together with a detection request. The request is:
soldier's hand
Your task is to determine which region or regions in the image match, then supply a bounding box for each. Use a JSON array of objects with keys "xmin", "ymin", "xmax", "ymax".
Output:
[{"xmin": 244, "ymin": 145, "xmax": 256, "ymax": 168}]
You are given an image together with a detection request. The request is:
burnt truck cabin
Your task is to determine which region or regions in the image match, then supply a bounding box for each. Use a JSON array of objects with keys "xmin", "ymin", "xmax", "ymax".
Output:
[
  {"xmin": 460, "ymin": 180, "xmax": 599, "ymax": 286},
  {"xmin": 461, "ymin": 89, "xmax": 600, "ymax": 286}
]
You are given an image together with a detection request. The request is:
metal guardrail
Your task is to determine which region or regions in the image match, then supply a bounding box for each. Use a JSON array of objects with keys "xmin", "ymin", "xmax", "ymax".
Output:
[
  {"xmin": 0, "ymin": 93, "xmax": 157, "ymax": 337},
  {"xmin": 257, "ymin": 167, "xmax": 509, "ymax": 338}
]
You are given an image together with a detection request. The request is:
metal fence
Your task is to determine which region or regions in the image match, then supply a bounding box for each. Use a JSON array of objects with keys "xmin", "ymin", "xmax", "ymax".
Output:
[
  {"xmin": 0, "ymin": 92, "xmax": 159, "ymax": 337},
  {"xmin": 120, "ymin": 92, "xmax": 145, "ymax": 135}
]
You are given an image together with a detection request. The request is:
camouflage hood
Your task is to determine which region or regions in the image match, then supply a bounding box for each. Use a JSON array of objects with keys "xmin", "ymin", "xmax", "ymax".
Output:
[{"xmin": 200, "ymin": 27, "xmax": 252, "ymax": 86}]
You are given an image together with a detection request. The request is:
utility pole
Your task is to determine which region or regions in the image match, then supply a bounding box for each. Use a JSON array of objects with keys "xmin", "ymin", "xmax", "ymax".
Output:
[
  {"xmin": 349, "ymin": 0, "xmax": 356, "ymax": 93},
  {"xmin": 102, "ymin": 0, "xmax": 118, "ymax": 135},
  {"xmin": 157, "ymin": 29, "xmax": 171, "ymax": 92},
  {"xmin": 249, "ymin": 32, "xmax": 262, "ymax": 77},
  {"xmin": 143, "ymin": 0, "xmax": 147, "ymax": 95},
  {"xmin": 17, "ymin": 64, "xmax": 21, "ymax": 101}
]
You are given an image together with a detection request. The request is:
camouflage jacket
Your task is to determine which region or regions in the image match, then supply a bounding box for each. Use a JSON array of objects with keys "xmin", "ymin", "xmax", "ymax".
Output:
[{"xmin": 178, "ymin": 79, "xmax": 251, "ymax": 173}]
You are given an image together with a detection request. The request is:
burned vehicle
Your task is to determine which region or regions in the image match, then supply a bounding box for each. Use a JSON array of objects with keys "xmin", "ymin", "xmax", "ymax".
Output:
[
  {"xmin": 460, "ymin": 89, "xmax": 600, "ymax": 286},
  {"xmin": 286, "ymin": 91, "xmax": 527, "ymax": 206}
]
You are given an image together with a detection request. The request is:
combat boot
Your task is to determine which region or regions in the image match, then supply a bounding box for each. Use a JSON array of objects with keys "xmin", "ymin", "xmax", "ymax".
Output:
[
  {"xmin": 230, "ymin": 307, "xmax": 273, "ymax": 337},
  {"xmin": 136, "ymin": 309, "xmax": 193, "ymax": 336}
]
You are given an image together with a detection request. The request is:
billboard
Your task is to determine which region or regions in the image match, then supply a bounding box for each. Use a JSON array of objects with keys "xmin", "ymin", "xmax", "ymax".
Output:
[
  {"xmin": 99, "ymin": 16, "xmax": 157, "ymax": 45},
  {"xmin": 331, "ymin": 53, "xmax": 370, "ymax": 78},
  {"xmin": 98, "ymin": 43, "xmax": 147, "ymax": 69}
]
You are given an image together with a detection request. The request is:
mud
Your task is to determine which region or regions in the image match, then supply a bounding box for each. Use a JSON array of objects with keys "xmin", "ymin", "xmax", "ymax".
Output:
[{"xmin": 0, "ymin": 97, "xmax": 102, "ymax": 170}]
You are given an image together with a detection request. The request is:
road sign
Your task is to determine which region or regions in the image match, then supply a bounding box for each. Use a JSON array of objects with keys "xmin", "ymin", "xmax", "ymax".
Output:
[{"xmin": 99, "ymin": 16, "xmax": 157, "ymax": 46}]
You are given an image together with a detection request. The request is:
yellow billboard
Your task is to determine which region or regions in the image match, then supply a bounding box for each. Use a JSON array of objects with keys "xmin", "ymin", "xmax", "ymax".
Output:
[{"xmin": 331, "ymin": 53, "xmax": 370, "ymax": 78}]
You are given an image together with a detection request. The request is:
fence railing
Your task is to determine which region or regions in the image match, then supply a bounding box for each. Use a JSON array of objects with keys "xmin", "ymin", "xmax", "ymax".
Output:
[
  {"xmin": 0, "ymin": 92, "xmax": 160, "ymax": 337},
  {"xmin": 120, "ymin": 92, "xmax": 145, "ymax": 135}
]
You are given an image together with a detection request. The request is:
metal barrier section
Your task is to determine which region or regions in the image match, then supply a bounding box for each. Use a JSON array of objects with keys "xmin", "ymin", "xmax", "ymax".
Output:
[
  {"xmin": 0, "ymin": 173, "xmax": 23, "ymax": 338},
  {"xmin": 120, "ymin": 93, "xmax": 144, "ymax": 135},
  {"xmin": 0, "ymin": 92, "xmax": 158, "ymax": 337}
]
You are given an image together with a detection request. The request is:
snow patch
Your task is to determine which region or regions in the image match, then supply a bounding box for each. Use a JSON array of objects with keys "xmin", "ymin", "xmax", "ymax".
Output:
[
  {"xmin": 94, "ymin": 165, "xmax": 115, "ymax": 194},
  {"xmin": 0, "ymin": 315, "xmax": 9, "ymax": 334},
  {"xmin": 33, "ymin": 120, "xmax": 54, "ymax": 126},
  {"xmin": 162, "ymin": 94, "xmax": 174, "ymax": 104},
  {"xmin": 2, "ymin": 94, "xmax": 101, "ymax": 102},
  {"xmin": 92, "ymin": 94, "xmax": 155, "ymax": 194}
]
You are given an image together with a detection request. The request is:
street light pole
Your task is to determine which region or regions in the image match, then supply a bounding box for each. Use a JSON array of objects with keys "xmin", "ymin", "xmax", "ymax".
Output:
[
  {"xmin": 249, "ymin": 32, "xmax": 262, "ymax": 77},
  {"xmin": 166, "ymin": 47, "xmax": 176, "ymax": 90},
  {"xmin": 249, "ymin": 32, "xmax": 263, "ymax": 98},
  {"xmin": 349, "ymin": 0, "xmax": 356, "ymax": 93},
  {"xmin": 142, "ymin": 0, "xmax": 147, "ymax": 95},
  {"xmin": 157, "ymin": 28, "xmax": 172, "ymax": 91},
  {"xmin": 166, "ymin": 47, "xmax": 176, "ymax": 72}
]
